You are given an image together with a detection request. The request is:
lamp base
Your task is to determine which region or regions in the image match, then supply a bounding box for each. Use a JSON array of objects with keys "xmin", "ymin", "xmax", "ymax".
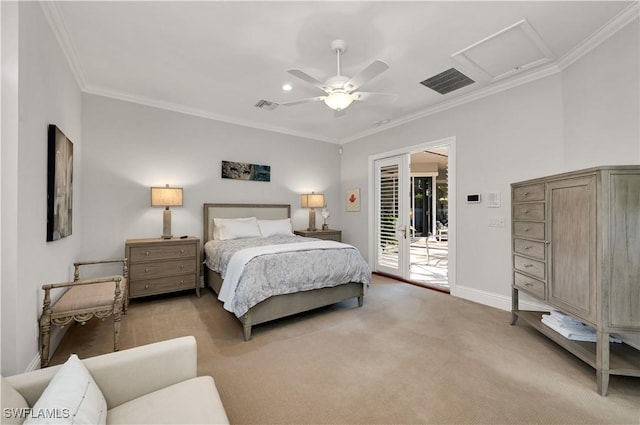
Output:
[
  {"xmin": 307, "ymin": 208, "xmax": 317, "ymax": 231},
  {"xmin": 161, "ymin": 208, "xmax": 173, "ymax": 239}
]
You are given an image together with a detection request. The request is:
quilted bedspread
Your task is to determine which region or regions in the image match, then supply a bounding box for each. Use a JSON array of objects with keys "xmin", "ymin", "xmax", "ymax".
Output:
[{"xmin": 204, "ymin": 235, "xmax": 371, "ymax": 317}]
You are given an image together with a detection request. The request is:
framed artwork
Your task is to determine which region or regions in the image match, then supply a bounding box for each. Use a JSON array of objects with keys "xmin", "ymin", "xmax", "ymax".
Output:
[
  {"xmin": 221, "ymin": 160, "xmax": 271, "ymax": 182},
  {"xmin": 346, "ymin": 188, "xmax": 361, "ymax": 212},
  {"xmin": 47, "ymin": 124, "xmax": 74, "ymax": 241}
]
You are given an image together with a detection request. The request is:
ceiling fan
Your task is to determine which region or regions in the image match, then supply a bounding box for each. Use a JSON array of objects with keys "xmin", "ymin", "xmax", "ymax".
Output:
[{"xmin": 280, "ymin": 39, "xmax": 397, "ymax": 114}]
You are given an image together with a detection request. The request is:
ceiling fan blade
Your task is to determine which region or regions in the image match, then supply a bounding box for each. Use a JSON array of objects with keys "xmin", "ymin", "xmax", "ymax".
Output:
[
  {"xmin": 345, "ymin": 60, "xmax": 389, "ymax": 91},
  {"xmin": 279, "ymin": 96, "xmax": 326, "ymax": 106},
  {"xmin": 287, "ymin": 69, "xmax": 329, "ymax": 92},
  {"xmin": 353, "ymin": 92, "xmax": 398, "ymax": 103}
]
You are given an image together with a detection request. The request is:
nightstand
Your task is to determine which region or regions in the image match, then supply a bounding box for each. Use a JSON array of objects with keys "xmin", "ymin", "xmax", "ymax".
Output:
[
  {"xmin": 294, "ymin": 229, "xmax": 342, "ymax": 242},
  {"xmin": 125, "ymin": 237, "xmax": 200, "ymax": 299}
]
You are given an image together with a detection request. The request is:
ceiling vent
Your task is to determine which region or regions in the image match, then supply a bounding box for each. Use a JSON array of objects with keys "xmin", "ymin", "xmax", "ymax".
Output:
[
  {"xmin": 420, "ymin": 68, "xmax": 475, "ymax": 95},
  {"xmin": 254, "ymin": 99, "xmax": 278, "ymax": 111}
]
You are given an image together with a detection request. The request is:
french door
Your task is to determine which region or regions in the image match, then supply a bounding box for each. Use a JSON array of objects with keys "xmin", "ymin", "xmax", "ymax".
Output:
[{"xmin": 374, "ymin": 154, "xmax": 411, "ymax": 278}]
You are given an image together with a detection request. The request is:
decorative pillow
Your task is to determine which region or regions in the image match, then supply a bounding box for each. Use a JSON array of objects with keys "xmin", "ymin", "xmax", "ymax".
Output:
[
  {"xmin": 214, "ymin": 217, "xmax": 262, "ymax": 240},
  {"xmin": 258, "ymin": 219, "xmax": 293, "ymax": 237},
  {"xmin": 25, "ymin": 354, "xmax": 106, "ymax": 425}
]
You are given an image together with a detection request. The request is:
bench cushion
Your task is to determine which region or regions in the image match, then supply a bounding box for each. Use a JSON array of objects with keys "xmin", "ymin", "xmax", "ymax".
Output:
[{"xmin": 52, "ymin": 277, "xmax": 127, "ymax": 313}]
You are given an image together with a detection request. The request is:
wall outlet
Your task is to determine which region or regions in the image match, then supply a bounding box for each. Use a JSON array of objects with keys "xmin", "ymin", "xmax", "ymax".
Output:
[{"xmin": 488, "ymin": 216, "xmax": 506, "ymax": 227}]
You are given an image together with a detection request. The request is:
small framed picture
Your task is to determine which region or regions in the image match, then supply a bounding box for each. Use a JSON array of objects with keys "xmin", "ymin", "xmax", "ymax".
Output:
[{"xmin": 346, "ymin": 188, "xmax": 360, "ymax": 212}]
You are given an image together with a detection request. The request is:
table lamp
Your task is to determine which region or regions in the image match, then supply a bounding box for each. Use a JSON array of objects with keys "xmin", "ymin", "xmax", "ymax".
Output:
[
  {"xmin": 300, "ymin": 192, "xmax": 324, "ymax": 231},
  {"xmin": 151, "ymin": 184, "xmax": 183, "ymax": 239}
]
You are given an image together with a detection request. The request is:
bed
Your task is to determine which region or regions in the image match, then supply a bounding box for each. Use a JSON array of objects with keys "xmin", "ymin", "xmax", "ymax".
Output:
[{"xmin": 203, "ymin": 203, "xmax": 370, "ymax": 340}]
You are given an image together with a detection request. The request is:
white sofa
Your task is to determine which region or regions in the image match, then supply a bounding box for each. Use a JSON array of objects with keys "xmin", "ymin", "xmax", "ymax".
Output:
[{"xmin": 1, "ymin": 336, "xmax": 230, "ymax": 424}]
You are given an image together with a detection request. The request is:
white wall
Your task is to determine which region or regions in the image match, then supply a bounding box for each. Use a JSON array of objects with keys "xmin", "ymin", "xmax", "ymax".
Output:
[
  {"xmin": 342, "ymin": 17, "xmax": 639, "ymax": 309},
  {"xmin": 563, "ymin": 21, "xmax": 640, "ymax": 167},
  {"xmin": 1, "ymin": 2, "xmax": 83, "ymax": 375},
  {"xmin": 80, "ymin": 94, "xmax": 342, "ymax": 260}
]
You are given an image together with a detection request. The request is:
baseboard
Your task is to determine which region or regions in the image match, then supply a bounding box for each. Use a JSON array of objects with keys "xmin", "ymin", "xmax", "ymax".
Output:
[
  {"xmin": 453, "ymin": 284, "xmax": 550, "ymax": 312},
  {"xmin": 24, "ymin": 324, "xmax": 69, "ymax": 373}
]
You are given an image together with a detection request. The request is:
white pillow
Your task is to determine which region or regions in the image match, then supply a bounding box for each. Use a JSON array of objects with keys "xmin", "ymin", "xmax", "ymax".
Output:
[
  {"xmin": 214, "ymin": 217, "xmax": 262, "ymax": 240},
  {"xmin": 213, "ymin": 217, "xmax": 255, "ymax": 239},
  {"xmin": 26, "ymin": 354, "xmax": 106, "ymax": 425},
  {"xmin": 258, "ymin": 218, "xmax": 293, "ymax": 237}
]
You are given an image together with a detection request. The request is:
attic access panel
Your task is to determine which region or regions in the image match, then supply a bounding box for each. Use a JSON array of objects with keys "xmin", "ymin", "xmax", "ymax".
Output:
[{"xmin": 452, "ymin": 19, "xmax": 555, "ymax": 82}]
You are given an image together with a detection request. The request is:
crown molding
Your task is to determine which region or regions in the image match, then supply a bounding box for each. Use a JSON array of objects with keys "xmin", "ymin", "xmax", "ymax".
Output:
[
  {"xmin": 83, "ymin": 85, "xmax": 337, "ymax": 144},
  {"xmin": 40, "ymin": 0, "xmax": 638, "ymax": 146},
  {"xmin": 556, "ymin": 1, "xmax": 639, "ymax": 71},
  {"xmin": 39, "ymin": 1, "xmax": 87, "ymax": 90},
  {"xmin": 340, "ymin": 2, "xmax": 639, "ymax": 145},
  {"xmin": 340, "ymin": 63, "xmax": 561, "ymax": 144}
]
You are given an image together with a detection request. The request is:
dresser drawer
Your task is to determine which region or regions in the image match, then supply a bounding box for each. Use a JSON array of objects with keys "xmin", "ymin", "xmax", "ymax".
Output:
[
  {"xmin": 514, "ymin": 272, "xmax": 545, "ymax": 299},
  {"xmin": 130, "ymin": 259, "xmax": 197, "ymax": 280},
  {"xmin": 129, "ymin": 274, "xmax": 196, "ymax": 297},
  {"xmin": 514, "ymin": 255, "xmax": 545, "ymax": 280},
  {"xmin": 513, "ymin": 222, "xmax": 545, "ymax": 240},
  {"xmin": 513, "ymin": 203, "xmax": 545, "ymax": 221},
  {"xmin": 513, "ymin": 184, "xmax": 545, "ymax": 202},
  {"xmin": 513, "ymin": 238, "xmax": 546, "ymax": 260},
  {"xmin": 129, "ymin": 243, "xmax": 196, "ymax": 262}
]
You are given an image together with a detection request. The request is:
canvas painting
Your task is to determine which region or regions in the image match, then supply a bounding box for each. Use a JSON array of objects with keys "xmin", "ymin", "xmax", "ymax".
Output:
[
  {"xmin": 47, "ymin": 125, "xmax": 73, "ymax": 241},
  {"xmin": 221, "ymin": 160, "xmax": 271, "ymax": 182}
]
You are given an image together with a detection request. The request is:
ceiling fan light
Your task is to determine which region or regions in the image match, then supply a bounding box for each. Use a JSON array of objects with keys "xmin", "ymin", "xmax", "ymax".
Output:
[{"xmin": 324, "ymin": 92, "xmax": 354, "ymax": 111}]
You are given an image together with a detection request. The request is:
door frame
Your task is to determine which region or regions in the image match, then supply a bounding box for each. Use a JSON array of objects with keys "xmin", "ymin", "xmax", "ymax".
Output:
[{"xmin": 367, "ymin": 136, "xmax": 457, "ymax": 294}]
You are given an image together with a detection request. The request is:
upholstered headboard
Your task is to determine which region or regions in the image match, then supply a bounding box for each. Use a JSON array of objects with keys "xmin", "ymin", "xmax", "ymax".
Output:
[{"xmin": 202, "ymin": 203, "xmax": 291, "ymax": 244}]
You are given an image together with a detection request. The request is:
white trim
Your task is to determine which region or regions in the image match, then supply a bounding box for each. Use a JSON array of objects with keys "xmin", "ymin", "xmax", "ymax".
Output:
[
  {"xmin": 40, "ymin": 0, "xmax": 638, "ymax": 146},
  {"xmin": 454, "ymin": 285, "xmax": 551, "ymax": 312},
  {"xmin": 83, "ymin": 85, "xmax": 336, "ymax": 144},
  {"xmin": 39, "ymin": 1, "xmax": 87, "ymax": 90},
  {"xmin": 557, "ymin": 2, "xmax": 639, "ymax": 71},
  {"xmin": 368, "ymin": 137, "xmax": 456, "ymax": 292}
]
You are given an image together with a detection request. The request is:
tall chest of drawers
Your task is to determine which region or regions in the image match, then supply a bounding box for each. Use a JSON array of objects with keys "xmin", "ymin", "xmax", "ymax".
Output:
[
  {"xmin": 511, "ymin": 166, "xmax": 640, "ymax": 396},
  {"xmin": 125, "ymin": 237, "xmax": 200, "ymax": 298}
]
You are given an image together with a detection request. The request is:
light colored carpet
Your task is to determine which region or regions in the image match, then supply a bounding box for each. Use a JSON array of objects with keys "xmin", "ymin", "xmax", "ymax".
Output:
[{"xmin": 49, "ymin": 275, "xmax": 640, "ymax": 424}]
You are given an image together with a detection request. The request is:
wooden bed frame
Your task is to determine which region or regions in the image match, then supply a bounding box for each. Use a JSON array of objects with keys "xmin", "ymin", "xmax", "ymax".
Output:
[{"xmin": 203, "ymin": 203, "xmax": 364, "ymax": 341}]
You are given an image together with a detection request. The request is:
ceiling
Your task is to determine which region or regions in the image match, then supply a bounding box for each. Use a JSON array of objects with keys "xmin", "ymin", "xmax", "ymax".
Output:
[{"xmin": 42, "ymin": 1, "xmax": 636, "ymax": 144}]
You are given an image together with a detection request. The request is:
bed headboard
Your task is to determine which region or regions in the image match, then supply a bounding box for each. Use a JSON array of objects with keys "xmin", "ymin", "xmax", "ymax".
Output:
[{"xmin": 203, "ymin": 203, "xmax": 291, "ymax": 244}]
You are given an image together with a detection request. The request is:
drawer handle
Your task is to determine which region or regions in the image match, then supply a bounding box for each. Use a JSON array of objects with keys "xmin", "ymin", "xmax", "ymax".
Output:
[
  {"xmin": 144, "ymin": 268, "xmax": 150, "ymax": 273},
  {"xmin": 523, "ymin": 264, "xmax": 534, "ymax": 268},
  {"xmin": 524, "ymin": 246, "xmax": 532, "ymax": 250},
  {"xmin": 179, "ymin": 280, "xmax": 184, "ymax": 285},
  {"xmin": 524, "ymin": 282, "xmax": 533, "ymax": 287},
  {"xmin": 180, "ymin": 265, "xmax": 184, "ymax": 269},
  {"xmin": 145, "ymin": 252, "xmax": 150, "ymax": 256},
  {"xmin": 523, "ymin": 209, "xmax": 529, "ymax": 214},
  {"xmin": 144, "ymin": 284, "xmax": 149, "ymax": 289},
  {"xmin": 180, "ymin": 249, "xmax": 185, "ymax": 253},
  {"xmin": 523, "ymin": 192, "xmax": 529, "ymax": 196},
  {"xmin": 524, "ymin": 227, "xmax": 531, "ymax": 232}
]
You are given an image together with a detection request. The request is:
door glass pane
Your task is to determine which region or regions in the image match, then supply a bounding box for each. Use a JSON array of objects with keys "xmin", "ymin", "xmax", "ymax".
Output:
[{"xmin": 378, "ymin": 164, "xmax": 399, "ymax": 270}]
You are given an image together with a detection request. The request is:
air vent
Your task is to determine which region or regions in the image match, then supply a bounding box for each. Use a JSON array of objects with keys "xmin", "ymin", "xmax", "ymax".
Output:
[
  {"xmin": 420, "ymin": 68, "xmax": 475, "ymax": 95},
  {"xmin": 254, "ymin": 100, "xmax": 278, "ymax": 110}
]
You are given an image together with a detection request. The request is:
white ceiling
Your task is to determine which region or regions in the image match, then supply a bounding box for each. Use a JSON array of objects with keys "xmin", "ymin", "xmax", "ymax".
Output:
[{"xmin": 42, "ymin": 1, "xmax": 637, "ymax": 144}]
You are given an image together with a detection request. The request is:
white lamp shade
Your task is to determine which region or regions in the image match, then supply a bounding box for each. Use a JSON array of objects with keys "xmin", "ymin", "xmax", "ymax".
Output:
[
  {"xmin": 151, "ymin": 186, "xmax": 183, "ymax": 207},
  {"xmin": 301, "ymin": 193, "xmax": 325, "ymax": 209},
  {"xmin": 324, "ymin": 92, "xmax": 354, "ymax": 111}
]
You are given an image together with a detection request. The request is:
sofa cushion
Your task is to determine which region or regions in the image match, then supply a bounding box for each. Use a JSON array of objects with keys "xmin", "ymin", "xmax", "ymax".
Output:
[
  {"xmin": 106, "ymin": 376, "xmax": 229, "ymax": 425},
  {"xmin": 1, "ymin": 377, "xmax": 30, "ymax": 425},
  {"xmin": 25, "ymin": 354, "xmax": 107, "ymax": 425}
]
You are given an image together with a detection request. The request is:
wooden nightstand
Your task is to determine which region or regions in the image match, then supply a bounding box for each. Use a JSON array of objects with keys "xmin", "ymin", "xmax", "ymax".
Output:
[
  {"xmin": 125, "ymin": 237, "xmax": 200, "ymax": 299},
  {"xmin": 294, "ymin": 229, "xmax": 342, "ymax": 242}
]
